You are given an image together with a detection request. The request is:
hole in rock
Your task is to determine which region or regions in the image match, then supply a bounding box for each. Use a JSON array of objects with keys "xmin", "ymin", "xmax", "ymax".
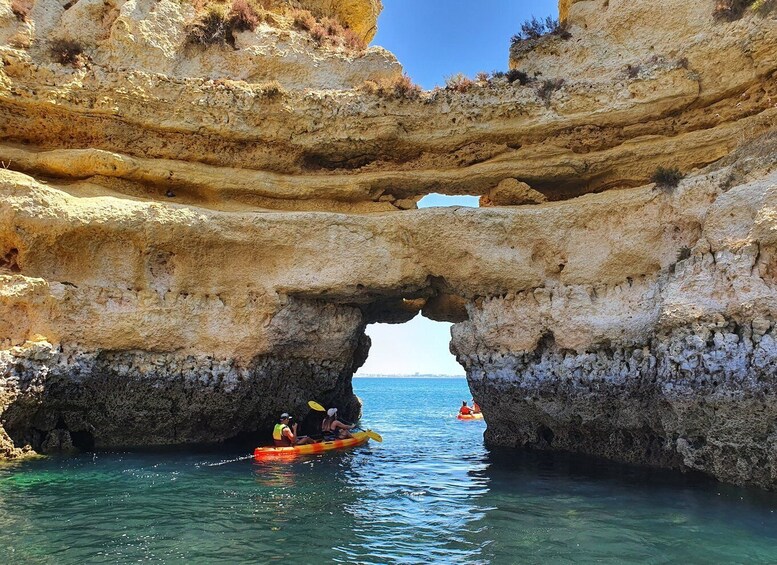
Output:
[
  {"xmin": 357, "ymin": 314, "xmax": 465, "ymax": 377},
  {"xmin": 373, "ymin": 1, "xmax": 559, "ymax": 88},
  {"xmin": 417, "ymin": 194, "xmax": 479, "ymax": 208}
]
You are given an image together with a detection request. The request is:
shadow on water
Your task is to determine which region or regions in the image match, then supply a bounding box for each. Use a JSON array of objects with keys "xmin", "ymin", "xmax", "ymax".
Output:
[
  {"xmin": 462, "ymin": 447, "xmax": 777, "ymax": 563},
  {"xmin": 483, "ymin": 445, "xmax": 777, "ymax": 512}
]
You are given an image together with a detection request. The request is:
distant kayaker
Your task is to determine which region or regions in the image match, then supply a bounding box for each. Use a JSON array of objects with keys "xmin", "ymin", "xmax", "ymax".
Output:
[
  {"xmin": 459, "ymin": 401, "xmax": 473, "ymax": 416},
  {"xmin": 472, "ymin": 401, "xmax": 481, "ymax": 414},
  {"xmin": 273, "ymin": 413, "xmax": 314, "ymax": 447},
  {"xmin": 321, "ymin": 407, "xmax": 354, "ymax": 440}
]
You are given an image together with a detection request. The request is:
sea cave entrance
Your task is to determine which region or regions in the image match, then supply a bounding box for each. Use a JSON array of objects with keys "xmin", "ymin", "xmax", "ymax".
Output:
[
  {"xmin": 357, "ymin": 314, "xmax": 465, "ymax": 378},
  {"xmin": 349, "ymin": 284, "xmax": 479, "ymax": 425}
]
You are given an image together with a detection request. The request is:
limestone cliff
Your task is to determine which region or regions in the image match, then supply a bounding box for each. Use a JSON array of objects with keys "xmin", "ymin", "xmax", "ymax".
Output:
[{"xmin": 1, "ymin": 0, "xmax": 777, "ymax": 489}]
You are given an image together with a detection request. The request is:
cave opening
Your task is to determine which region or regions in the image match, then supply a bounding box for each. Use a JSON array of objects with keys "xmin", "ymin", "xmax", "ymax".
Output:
[
  {"xmin": 357, "ymin": 314, "xmax": 465, "ymax": 378},
  {"xmin": 346, "ymin": 289, "xmax": 482, "ymax": 444},
  {"xmin": 417, "ymin": 194, "xmax": 480, "ymax": 209},
  {"xmin": 348, "ymin": 276, "xmax": 471, "ymax": 378}
]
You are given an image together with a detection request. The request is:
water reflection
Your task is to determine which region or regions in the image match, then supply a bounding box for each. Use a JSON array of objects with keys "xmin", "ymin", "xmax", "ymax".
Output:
[{"xmin": 252, "ymin": 460, "xmax": 297, "ymax": 489}]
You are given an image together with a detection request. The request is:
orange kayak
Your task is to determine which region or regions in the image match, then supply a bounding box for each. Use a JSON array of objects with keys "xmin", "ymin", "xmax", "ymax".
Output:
[
  {"xmin": 254, "ymin": 431, "xmax": 370, "ymax": 460},
  {"xmin": 457, "ymin": 413, "xmax": 484, "ymax": 421}
]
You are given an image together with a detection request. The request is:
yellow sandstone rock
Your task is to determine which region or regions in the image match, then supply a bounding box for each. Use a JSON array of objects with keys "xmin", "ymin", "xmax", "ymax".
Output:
[
  {"xmin": 0, "ymin": 0, "xmax": 777, "ymax": 489},
  {"xmin": 299, "ymin": 0, "xmax": 382, "ymax": 41},
  {"xmin": 480, "ymin": 179, "xmax": 547, "ymax": 207}
]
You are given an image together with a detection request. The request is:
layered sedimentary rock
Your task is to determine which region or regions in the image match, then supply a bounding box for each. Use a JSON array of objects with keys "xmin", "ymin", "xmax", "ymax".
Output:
[
  {"xmin": 456, "ymin": 147, "xmax": 777, "ymax": 488},
  {"xmin": 1, "ymin": 0, "xmax": 777, "ymax": 488}
]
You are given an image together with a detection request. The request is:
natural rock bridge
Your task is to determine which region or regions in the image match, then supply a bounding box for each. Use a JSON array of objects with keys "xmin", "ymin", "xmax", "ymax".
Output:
[{"xmin": 1, "ymin": 0, "xmax": 777, "ymax": 488}]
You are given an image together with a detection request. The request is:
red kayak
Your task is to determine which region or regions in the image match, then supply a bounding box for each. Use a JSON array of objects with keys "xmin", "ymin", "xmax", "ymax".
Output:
[{"xmin": 254, "ymin": 431, "xmax": 371, "ymax": 460}]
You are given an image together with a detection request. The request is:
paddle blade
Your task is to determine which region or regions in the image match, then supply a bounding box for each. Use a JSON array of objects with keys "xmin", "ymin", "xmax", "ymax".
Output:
[
  {"xmin": 308, "ymin": 400, "xmax": 326, "ymax": 412},
  {"xmin": 365, "ymin": 430, "xmax": 383, "ymax": 443}
]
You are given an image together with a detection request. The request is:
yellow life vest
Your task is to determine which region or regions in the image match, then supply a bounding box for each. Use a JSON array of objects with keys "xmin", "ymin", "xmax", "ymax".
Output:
[{"xmin": 273, "ymin": 423, "xmax": 289, "ymax": 441}]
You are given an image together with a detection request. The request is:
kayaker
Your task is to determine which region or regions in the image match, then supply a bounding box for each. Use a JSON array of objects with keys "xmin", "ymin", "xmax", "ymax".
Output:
[
  {"xmin": 273, "ymin": 413, "xmax": 314, "ymax": 447},
  {"xmin": 472, "ymin": 401, "xmax": 481, "ymax": 414},
  {"xmin": 321, "ymin": 407, "xmax": 354, "ymax": 440},
  {"xmin": 459, "ymin": 401, "xmax": 473, "ymax": 416}
]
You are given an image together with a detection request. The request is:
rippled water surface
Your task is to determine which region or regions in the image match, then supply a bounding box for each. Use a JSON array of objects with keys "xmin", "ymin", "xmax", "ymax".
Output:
[{"xmin": 2, "ymin": 377, "xmax": 777, "ymax": 563}]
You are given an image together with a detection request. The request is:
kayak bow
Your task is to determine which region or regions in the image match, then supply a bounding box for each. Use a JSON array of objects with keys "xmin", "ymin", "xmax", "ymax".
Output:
[{"xmin": 254, "ymin": 431, "xmax": 372, "ymax": 460}]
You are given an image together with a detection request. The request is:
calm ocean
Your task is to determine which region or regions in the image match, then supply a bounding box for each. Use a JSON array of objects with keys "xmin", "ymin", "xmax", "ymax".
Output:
[{"xmin": 1, "ymin": 377, "xmax": 777, "ymax": 563}]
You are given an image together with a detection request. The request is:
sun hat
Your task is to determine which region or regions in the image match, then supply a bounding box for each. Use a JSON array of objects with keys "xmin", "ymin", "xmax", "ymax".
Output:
[{"xmin": 327, "ymin": 408, "xmax": 337, "ymax": 417}]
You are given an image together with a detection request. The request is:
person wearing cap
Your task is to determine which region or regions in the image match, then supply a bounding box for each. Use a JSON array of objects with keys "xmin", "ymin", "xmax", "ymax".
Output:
[
  {"xmin": 273, "ymin": 413, "xmax": 314, "ymax": 447},
  {"xmin": 321, "ymin": 407, "xmax": 354, "ymax": 440}
]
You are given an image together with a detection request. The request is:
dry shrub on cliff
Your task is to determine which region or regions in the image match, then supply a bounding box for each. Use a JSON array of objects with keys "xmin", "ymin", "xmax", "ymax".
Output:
[
  {"xmin": 187, "ymin": 3, "xmax": 365, "ymax": 53},
  {"xmin": 320, "ymin": 16, "xmax": 342, "ymax": 37},
  {"xmin": 536, "ymin": 78, "xmax": 564, "ymax": 105},
  {"xmin": 289, "ymin": 8, "xmax": 365, "ymax": 52},
  {"xmin": 186, "ymin": 5, "xmax": 233, "ymax": 45},
  {"xmin": 506, "ymin": 69, "xmax": 530, "ymax": 85},
  {"xmin": 230, "ymin": 0, "xmax": 261, "ymax": 32},
  {"xmin": 651, "ymin": 166, "xmax": 684, "ymax": 190},
  {"xmin": 713, "ymin": 0, "xmax": 776, "ymax": 19},
  {"xmin": 445, "ymin": 73, "xmax": 476, "ymax": 93},
  {"xmin": 490, "ymin": 69, "xmax": 531, "ymax": 86},
  {"xmin": 187, "ymin": 0, "xmax": 276, "ymax": 46},
  {"xmin": 50, "ymin": 39, "xmax": 87, "ymax": 68},
  {"xmin": 361, "ymin": 74, "xmax": 422, "ymax": 101},
  {"xmin": 308, "ymin": 14, "xmax": 366, "ymax": 52},
  {"xmin": 511, "ymin": 15, "xmax": 570, "ymax": 46},
  {"xmin": 291, "ymin": 8, "xmax": 316, "ymax": 31},
  {"xmin": 308, "ymin": 22, "xmax": 327, "ymax": 42},
  {"xmin": 11, "ymin": 0, "xmax": 33, "ymax": 21},
  {"xmin": 342, "ymin": 28, "xmax": 366, "ymax": 52}
]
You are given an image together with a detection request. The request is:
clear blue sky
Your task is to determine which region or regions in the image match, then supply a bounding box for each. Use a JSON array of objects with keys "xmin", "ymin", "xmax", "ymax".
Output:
[
  {"xmin": 372, "ymin": 0, "xmax": 559, "ymax": 89},
  {"xmin": 359, "ymin": 1, "xmax": 559, "ymax": 376}
]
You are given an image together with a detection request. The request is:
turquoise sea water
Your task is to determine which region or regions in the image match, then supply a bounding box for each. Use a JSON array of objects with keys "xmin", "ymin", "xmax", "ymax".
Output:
[{"xmin": 2, "ymin": 377, "xmax": 777, "ymax": 563}]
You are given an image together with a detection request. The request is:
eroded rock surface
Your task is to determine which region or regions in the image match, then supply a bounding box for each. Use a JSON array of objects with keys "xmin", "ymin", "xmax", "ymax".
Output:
[{"xmin": 1, "ymin": 0, "xmax": 777, "ymax": 489}]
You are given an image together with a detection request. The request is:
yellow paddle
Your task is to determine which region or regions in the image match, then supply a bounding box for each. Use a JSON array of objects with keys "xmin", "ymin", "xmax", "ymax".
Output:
[
  {"xmin": 308, "ymin": 400, "xmax": 326, "ymax": 412},
  {"xmin": 363, "ymin": 430, "xmax": 383, "ymax": 443},
  {"xmin": 308, "ymin": 400, "xmax": 383, "ymax": 442}
]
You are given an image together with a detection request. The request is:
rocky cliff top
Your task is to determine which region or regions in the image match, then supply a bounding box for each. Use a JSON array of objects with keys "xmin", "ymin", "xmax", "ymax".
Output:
[{"xmin": 0, "ymin": 0, "xmax": 774, "ymax": 214}]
